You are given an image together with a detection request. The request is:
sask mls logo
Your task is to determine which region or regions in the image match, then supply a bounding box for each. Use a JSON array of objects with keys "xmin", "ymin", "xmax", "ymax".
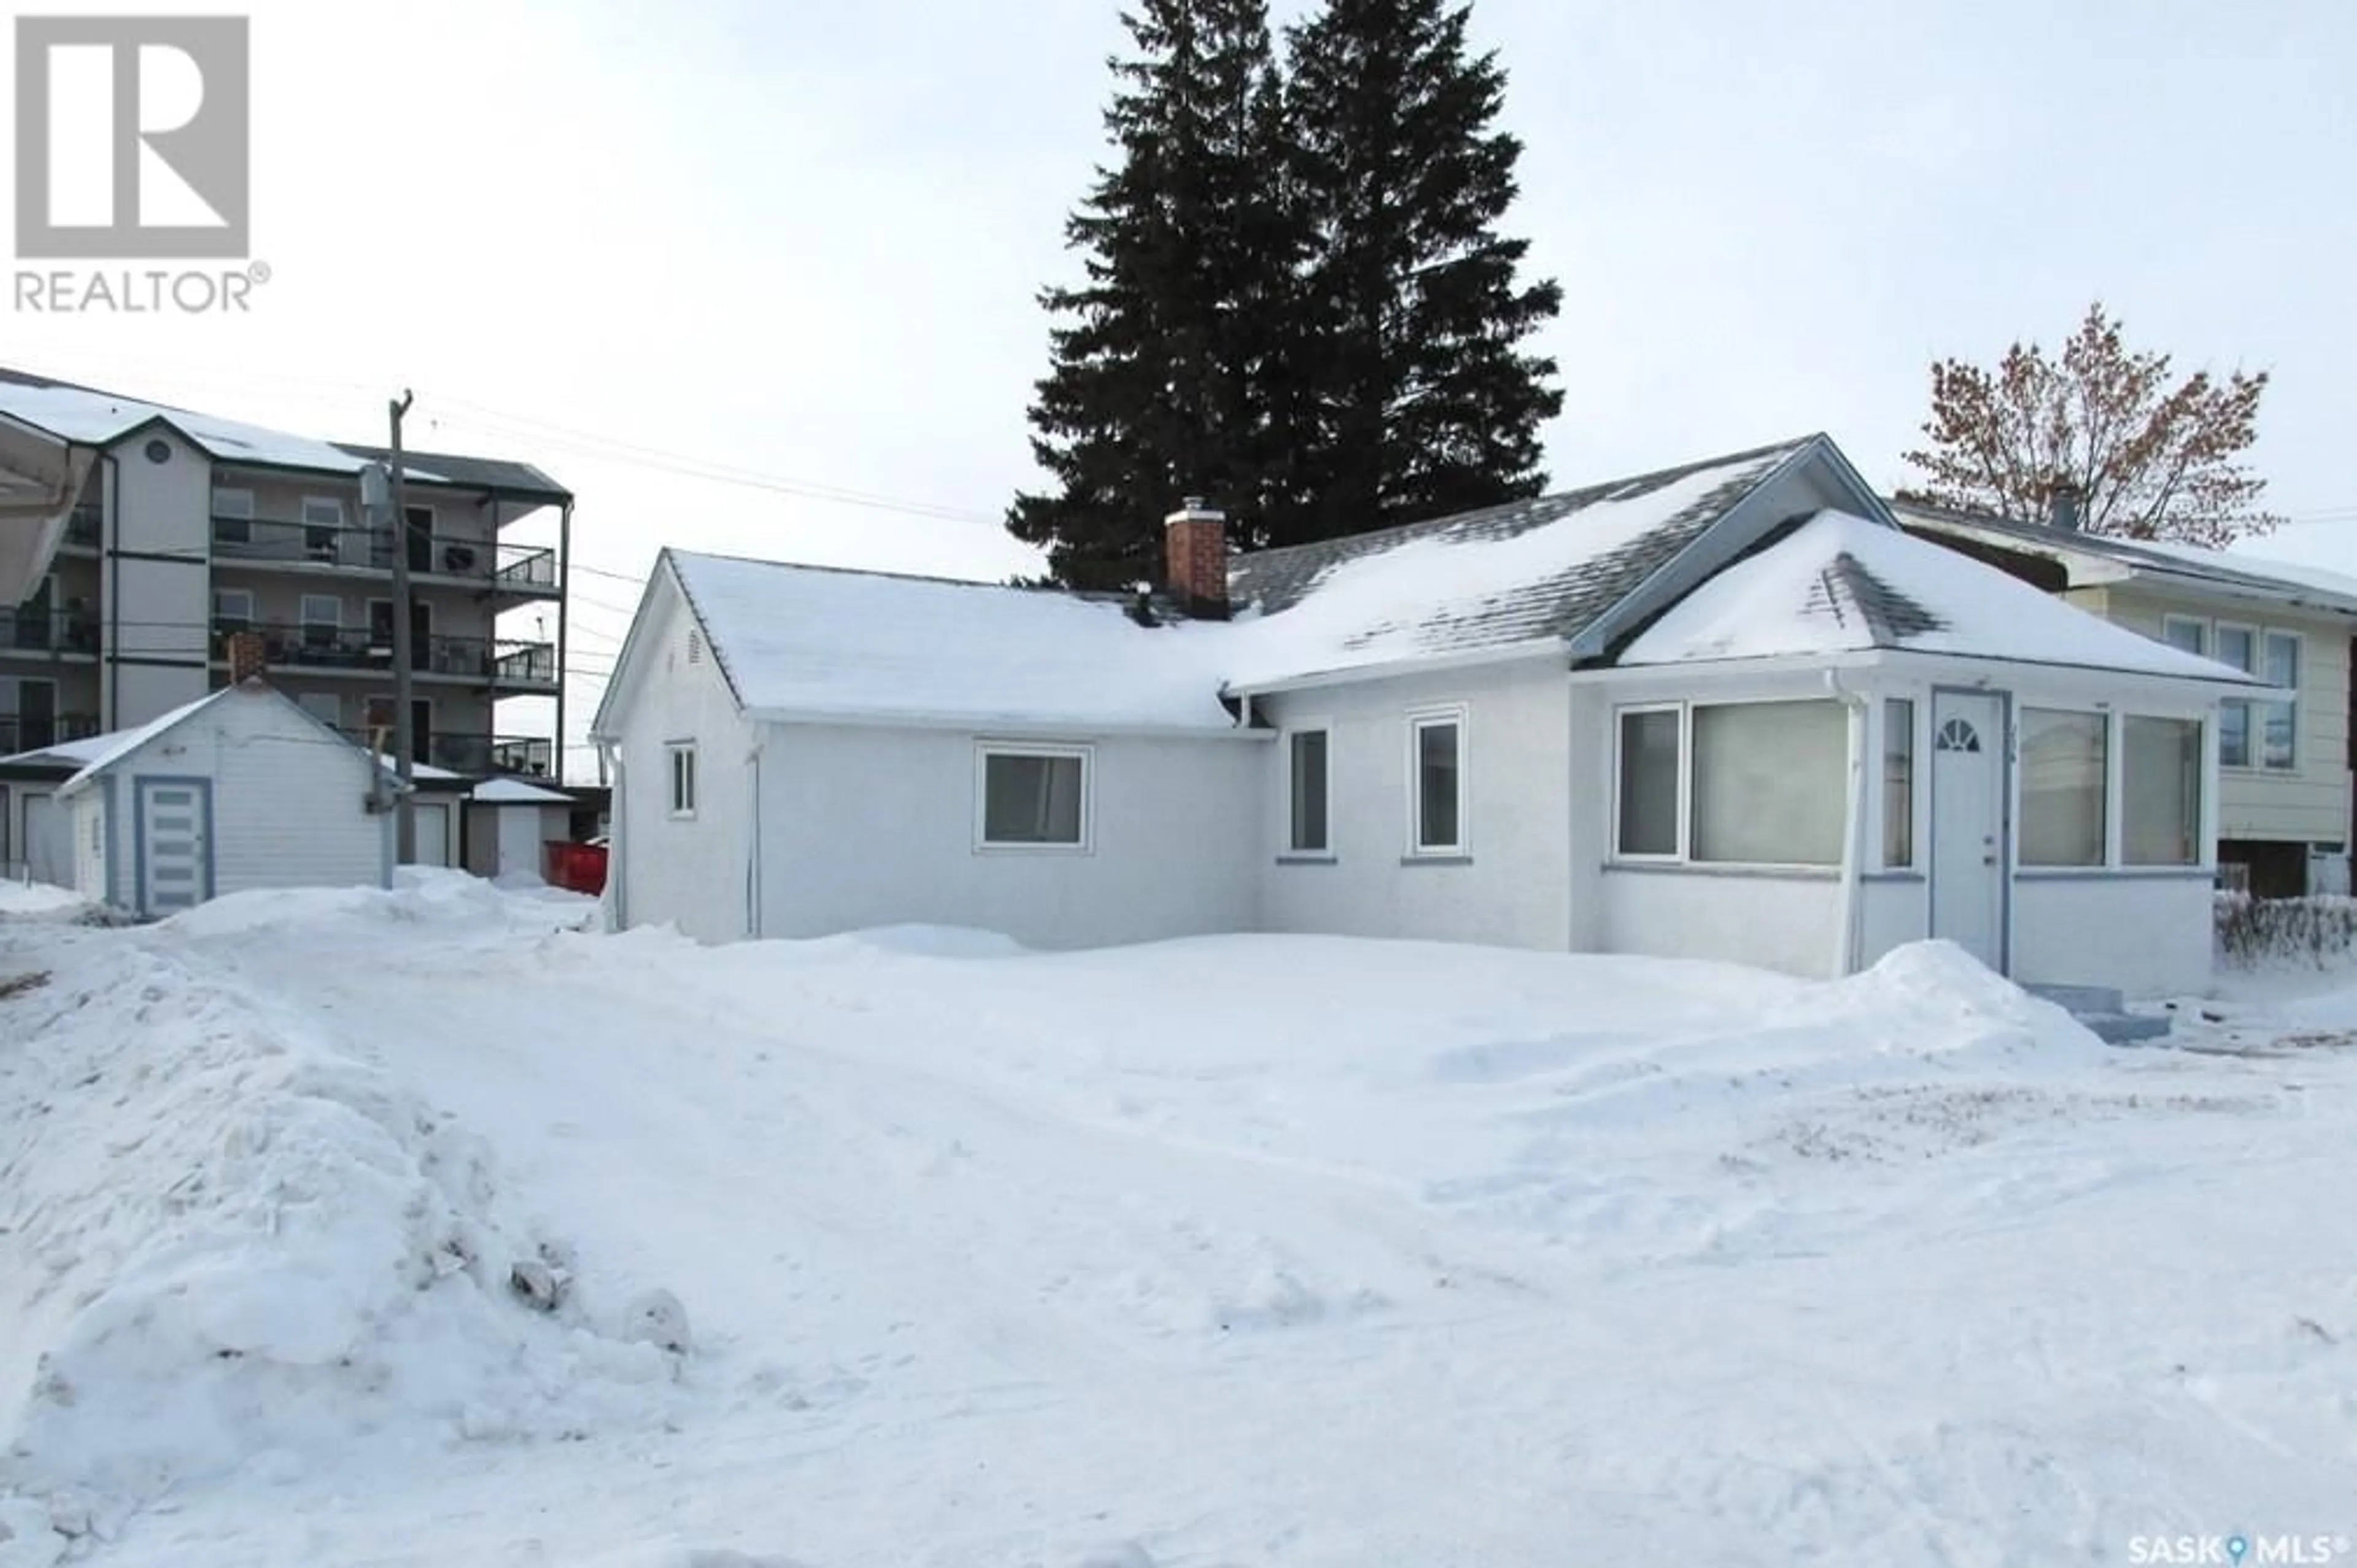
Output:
[{"xmin": 12, "ymin": 15, "xmax": 266, "ymax": 312}]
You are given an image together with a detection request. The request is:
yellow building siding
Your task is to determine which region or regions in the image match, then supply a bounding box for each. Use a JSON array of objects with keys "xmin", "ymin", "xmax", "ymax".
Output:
[{"xmin": 2102, "ymin": 588, "xmax": 2351, "ymax": 845}]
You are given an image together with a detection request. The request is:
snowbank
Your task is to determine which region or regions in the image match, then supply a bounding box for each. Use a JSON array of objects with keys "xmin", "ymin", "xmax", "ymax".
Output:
[
  {"xmin": 0, "ymin": 920, "xmax": 686, "ymax": 1520},
  {"xmin": 163, "ymin": 867, "xmax": 595, "ymax": 943}
]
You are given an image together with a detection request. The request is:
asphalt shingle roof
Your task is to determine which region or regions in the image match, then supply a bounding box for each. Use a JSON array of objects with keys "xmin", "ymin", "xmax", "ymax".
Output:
[{"xmin": 1221, "ymin": 436, "xmax": 1816, "ymax": 677}]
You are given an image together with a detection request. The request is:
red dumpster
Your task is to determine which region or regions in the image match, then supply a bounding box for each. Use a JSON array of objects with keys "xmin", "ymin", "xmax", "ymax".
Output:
[{"xmin": 545, "ymin": 840, "xmax": 609, "ymax": 895}]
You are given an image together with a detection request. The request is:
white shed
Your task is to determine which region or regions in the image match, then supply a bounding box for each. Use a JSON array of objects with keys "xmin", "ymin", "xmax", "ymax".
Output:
[
  {"xmin": 464, "ymin": 776, "xmax": 573, "ymax": 881},
  {"xmin": 56, "ymin": 680, "xmax": 393, "ymax": 917}
]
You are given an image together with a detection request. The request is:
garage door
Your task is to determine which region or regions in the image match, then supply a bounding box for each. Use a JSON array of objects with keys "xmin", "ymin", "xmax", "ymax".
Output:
[{"xmin": 411, "ymin": 803, "xmax": 451, "ymax": 867}]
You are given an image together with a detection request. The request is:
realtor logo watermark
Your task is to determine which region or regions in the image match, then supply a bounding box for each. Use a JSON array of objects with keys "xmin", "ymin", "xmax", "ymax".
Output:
[
  {"xmin": 2129, "ymin": 1534, "xmax": 2353, "ymax": 1565},
  {"xmin": 12, "ymin": 15, "xmax": 269, "ymax": 311}
]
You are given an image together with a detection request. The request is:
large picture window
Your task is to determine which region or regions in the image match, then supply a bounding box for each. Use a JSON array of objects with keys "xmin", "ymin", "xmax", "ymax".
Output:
[
  {"xmin": 978, "ymin": 744, "xmax": 1089, "ymax": 849},
  {"xmin": 2020, "ymin": 709, "xmax": 2107, "ymax": 867},
  {"xmin": 1616, "ymin": 708, "xmax": 1681, "ymax": 857},
  {"xmin": 1287, "ymin": 728, "xmax": 1330, "ymax": 855},
  {"xmin": 1692, "ymin": 700, "xmax": 1846, "ymax": 866},
  {"xmin": 1408, "ymin": 709, "xmax": 1465, "ymax": 855},
  {"xmin": 2123, "ymin": 717, "xmax": 2202, "ymax": 866}
]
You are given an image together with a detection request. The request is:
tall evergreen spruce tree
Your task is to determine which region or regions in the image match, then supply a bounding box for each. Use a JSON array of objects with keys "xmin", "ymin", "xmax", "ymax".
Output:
[
  {"xmin": 1285, "ymin": 0, "xmax": 1562, "ymax": 538},
  {"xmin": 1008, "ymin": 0, "xmax": 1301, "ymax": 589}
]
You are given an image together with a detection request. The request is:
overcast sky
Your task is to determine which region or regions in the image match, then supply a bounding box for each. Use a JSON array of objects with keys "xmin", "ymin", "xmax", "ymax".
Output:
[{"xmin": 7, "ymin": 0, "xmax": 2355, "ymax": 773}]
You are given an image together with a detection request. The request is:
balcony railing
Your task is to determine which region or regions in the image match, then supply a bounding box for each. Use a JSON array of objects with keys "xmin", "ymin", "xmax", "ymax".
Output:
[
  {"xmin": 493, "ymin": 640, "xmax": 557, "ymax": 686},
  {"xmin": 0, "ymin": 713, "xmax": 101, "ymax": 755},
  {"xmin": 63, "ymin": 504, "xmax": 102, "ymax": 548},
  {"xmin": 1, "ymin": 608, "xmax": 101, "ymax": 655},
  {"xmin": 211, "ymin": 623, "xmax": 556, "ymax": 687},
  {"xmin": 210, "ymin": 516, "xmax": 561, "ymax": 595},
  {"xmin": 346, "ymin": 730, "xmax": 557, "ymax": 778}
]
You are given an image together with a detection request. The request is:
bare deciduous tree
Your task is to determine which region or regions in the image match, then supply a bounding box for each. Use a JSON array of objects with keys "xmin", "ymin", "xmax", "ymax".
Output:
[{"xmin": 1899, "ymin": 303, "xmax": 2277, "ymax": 548}]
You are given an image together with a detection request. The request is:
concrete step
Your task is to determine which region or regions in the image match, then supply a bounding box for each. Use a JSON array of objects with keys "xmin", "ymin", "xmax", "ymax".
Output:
[
  {"xmin": 2024, "ymin": 982, "xmax": 2126, "ymax": 1017},
  {"xmin": 2023, "ymin": 983, "xmax": 2170, "ymax": 1046},
  {"xmin": 2070, "ymin": 1011, "xmax": 2172, "ymax": 1046}
]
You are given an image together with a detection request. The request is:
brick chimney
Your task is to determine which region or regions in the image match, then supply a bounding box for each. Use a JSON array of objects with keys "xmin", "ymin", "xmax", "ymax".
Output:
[
  {"xmin": 2046, "ymin": 479, "xmax": 2084, "ymax": 533},
  {"xmin": 1164, "ymin": 495, "xmax": 1229, "ymax": 619},
  {"xmin": 226, "ymin": 630, "xmax": 268, "ymax": 686}
]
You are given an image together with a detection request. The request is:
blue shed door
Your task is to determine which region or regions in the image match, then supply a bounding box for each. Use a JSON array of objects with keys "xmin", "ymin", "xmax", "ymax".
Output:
[{"xmin": 135, "ymin": 779, "xmax": 213, "ymax": 916}]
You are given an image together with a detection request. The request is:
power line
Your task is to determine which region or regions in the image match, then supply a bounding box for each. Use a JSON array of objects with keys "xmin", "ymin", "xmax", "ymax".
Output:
[{"xmin": 415, "ymin": 397, "xmax": 1000, "ymax": 527}]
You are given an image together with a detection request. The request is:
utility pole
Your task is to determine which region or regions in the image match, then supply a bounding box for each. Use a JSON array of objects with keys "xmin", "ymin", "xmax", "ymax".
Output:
[{"xmin": 389, "ymin": 389, "xmax": 417, "ymax": 863}]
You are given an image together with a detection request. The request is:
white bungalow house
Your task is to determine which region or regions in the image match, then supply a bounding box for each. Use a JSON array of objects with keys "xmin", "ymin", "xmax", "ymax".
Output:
[
  {"xmin": 591, "ymin": 434, "xmax": 2262, "ymax": 998},
  {"xmin": 1895, "ymin": 497, "xmax": 2357, "ymax": 897},
  {"xmin": 42, "ymin": 671, "xmax": 397, "ymax": 917}
]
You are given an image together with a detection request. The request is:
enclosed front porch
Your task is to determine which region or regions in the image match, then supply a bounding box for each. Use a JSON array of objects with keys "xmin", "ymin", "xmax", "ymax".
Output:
[{"xmin": 1574, "ymin": 652, "xmax": 2226, "ymax": 998}]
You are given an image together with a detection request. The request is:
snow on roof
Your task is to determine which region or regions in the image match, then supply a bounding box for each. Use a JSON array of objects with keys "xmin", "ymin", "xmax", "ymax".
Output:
[
  {"xmin": 1892, "ymin": 501, "xmax": 2357, "ymax": 617},
  {"xmin": 471, "ymin": 777, "xmax": 571, "ymax": 805},
  {"xmin": 0, "ymin": 376, "xmax": 369, "ymax": 476},
  {"xmin": 58, "ymin": 687, "xmax": 241, "ymax": 794},
  {"xmin": 1223, "ymin": 442, "xmax": 1807, "ymax": 689},
  {"xmin": 669, "ymin": 551, "xmax": 1240, "ymax": 732},
  {"xmin": 1624, "ymin": 511, "xmax": 2267, "ymax": 684}
]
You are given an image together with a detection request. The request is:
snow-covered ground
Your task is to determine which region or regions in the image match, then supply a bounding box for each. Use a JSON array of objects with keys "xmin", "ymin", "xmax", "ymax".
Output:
[{"xmin": 2, "ymin": 874, "xmax": 2351, "ymax": 1567}]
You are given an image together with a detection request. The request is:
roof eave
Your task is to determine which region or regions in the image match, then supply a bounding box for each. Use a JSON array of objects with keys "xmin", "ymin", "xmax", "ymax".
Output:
[
  {"xmin": 741, "ymin": 704, "xmax": 1264, "ymax": 741},
  {"xmin": 1221, "ymin": 635, "xmax": 1571, "ymax": 698}
]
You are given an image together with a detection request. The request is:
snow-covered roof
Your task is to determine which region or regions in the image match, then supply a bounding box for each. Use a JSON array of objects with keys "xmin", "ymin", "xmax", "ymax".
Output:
[
  {"xmin": 55, "ymin": 687, "xmax": 239, "ymax": 794},
  {"xmin": 471, "ymin": 777, "xmax": 571, "ymax": 806},
  {"xmin": 0, "ymin": 373, "xmax": 370, "ymax": 476},
  {"xmin": 668, "ymin": 551, "xmax": 1240, "ymax": 733},
  {"xmin": 1891, "ymin": 501, "xmax": 2357, "ymax": 619},
  {"xmin": 1624, "ymin": 511, "xmax": 2267, "ymax": 684},
  {"xmin": 1223, "ymin": 438, "xmax": 1814, "ymax": 689}
]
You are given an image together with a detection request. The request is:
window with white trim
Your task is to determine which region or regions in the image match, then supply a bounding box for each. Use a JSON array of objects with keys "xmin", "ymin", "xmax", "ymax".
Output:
[
  {"xmin": 211, "ymin": 486, "xmax": 254, "ymax": 546},
  {"xmin": 2123, "ymin": 716, "xmax": 2202, "ymax": 867},
  {"xmin": 1616, "ymin": 706, "xmax": 1681, "ymax": 857},
  {"xmin": 211, "ymin": 587, "xmax": 254, "ymax": 633},
  {"xmin": 667, "ymin": 742, "xmax": 697, "ymax": 817},
  {"xmin": 1287, "ymin": 727, "xmax": 1331, "ymax": 855},
  {"xmin": 2019, "ymin": 709, "xmax": 2108, "ymax": 867},
  {"xmin": 1883, "ymin": 698, "xmax": 1915, "ymax": 869},
  {"xmin": 301, "ymin": 496, "xmax": 344, "ymax": 558},
  {"xmin": 299, "ymin": 593, "xmax": 342, "ymax": 651},
  {"xmin": 2260, "ymin": 631, "xmax": 2299, "ymax": 770},
  {"xmin": 978, "ymin": 743, "xmax": 1088, "ymax": 849},
  {"xmin": 1692, "ymin": 700, "xmax": 1846, "ymax": 866},
  {"xmin": 1407, "ymin": 708, "xmax": 1465, "ymax": 855},
  {"xmin": 1614, "ymin": 700, "xmax": 1844, "ymax": 867},
  {"xmin": 2175, "ymin": 619, "xmax": 2296, "ymax": 773}
]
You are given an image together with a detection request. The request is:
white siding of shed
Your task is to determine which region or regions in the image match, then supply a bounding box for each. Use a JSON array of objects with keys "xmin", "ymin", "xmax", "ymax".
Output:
[
  {"xmin": 607, "ymin": 577, "xmax": 759, "ymax": 943},
  {"xmin": 91, "ymin": 687, "xmax": 387, "ymax": 906},
  {"xmin": 72, "ymin": 786, "xmax": 109, "ymax": 905}
]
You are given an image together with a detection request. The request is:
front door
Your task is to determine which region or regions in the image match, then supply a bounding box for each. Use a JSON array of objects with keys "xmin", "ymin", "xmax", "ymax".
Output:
[
  {"xmin": 1930, "ymin": 692, "xmax": 2006, "ymax": 971},
  {"xmin": 135, "ymin": 778, "xmax": 212, "ymax": 916}
]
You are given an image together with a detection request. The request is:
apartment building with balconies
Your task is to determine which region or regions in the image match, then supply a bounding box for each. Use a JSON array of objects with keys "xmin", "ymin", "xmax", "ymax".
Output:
[{"xmin": 0, "ymin": 368, "xmax": 569, "ymax": 779}]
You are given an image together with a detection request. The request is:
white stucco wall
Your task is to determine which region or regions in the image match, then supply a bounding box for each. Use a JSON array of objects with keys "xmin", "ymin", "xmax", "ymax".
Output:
[
  {"xmin": 1254, "ymin": 660, "xmax": 1574, "ymax": 951},
  {"xmin": 1598, "ymin": 867, "xmax": 1844, "ymax": 978},
  {"xmin": 753, "ymin": 721, "xmax": 1263, "ymax": 949},
  {"xmin": 605, "ymin": 576, "xmax": 759, "ymax": 943},
  {"xmin": 2011, "ymin": 875, "xmax": 2215, "ymax": 998}
]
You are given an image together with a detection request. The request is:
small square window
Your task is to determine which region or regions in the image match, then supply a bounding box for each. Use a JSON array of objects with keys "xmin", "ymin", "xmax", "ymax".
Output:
[
  {"xmin": 978, "ymin": 744, "xmax": 1089, "ymax": 849},
  {"xmin": 2160, "ymin": 616, "xmax": 2208, "ymax": 658},
  {"xmin": 667, "ymin": 743, "xmax": 697, "ymax": 817}
]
